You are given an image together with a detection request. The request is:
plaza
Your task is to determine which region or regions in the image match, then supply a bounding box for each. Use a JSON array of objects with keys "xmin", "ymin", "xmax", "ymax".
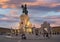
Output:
[
  {"xmin": 0, "ymin": 2, "xmax": 60, "ymax": 42},
  {"xmin": 0, "ymin": 34, "xmax": 60, "ymax": 42}
]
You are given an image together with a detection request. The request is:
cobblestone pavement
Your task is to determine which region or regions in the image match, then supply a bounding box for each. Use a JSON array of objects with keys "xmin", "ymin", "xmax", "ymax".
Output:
[{"xmin": 0, "ymin": 35, "xmax": 60, "ymax": 42}]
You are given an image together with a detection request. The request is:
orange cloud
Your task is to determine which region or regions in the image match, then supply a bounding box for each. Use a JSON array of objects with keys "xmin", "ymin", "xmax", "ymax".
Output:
[
  {"xmin": 0, "ymin": 0, "xmax": 10, "ymax": 5},
  {"xmin": 49, "ymin": 3, "xmax": 60, "ymax": 8},
  {"xmin": 0, "ymin": 0, "xmax": 59, "ymax": 8},
  {"xmin": 0, "ymin": 0, "xmax": 10, "ymax": 8},
  {"xmin": 22, "ymin": 0, "xmax": 47, "ymax": 6},
  {"xmin": 1, "ymin": 4, "xmax": 17, "ymax": 9},
  {"xmin": 2, "ymin": 5, "xmax": 8, "ymax": 8},
  {"xmin": 10, "ymin": 4, "xmax": 16, "ymax": 8},
  {"xmin": 0, "ymin": 0, "xmax": 9, "ymax": 3},
  {"xmin": 22, "ymin": 0, "xmax": 60, "ymax": 8}
]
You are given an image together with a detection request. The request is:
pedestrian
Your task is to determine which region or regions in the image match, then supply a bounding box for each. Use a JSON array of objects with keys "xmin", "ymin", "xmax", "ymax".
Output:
[{"xmin": 21, "ymin": 34, "xmax": 26, "ymax": 40}]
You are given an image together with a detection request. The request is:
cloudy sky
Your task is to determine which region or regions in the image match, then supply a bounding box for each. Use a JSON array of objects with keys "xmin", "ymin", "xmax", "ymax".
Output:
[{"xmin": 0, "ymin": 0, "xmax": 60, "ymax": 29}]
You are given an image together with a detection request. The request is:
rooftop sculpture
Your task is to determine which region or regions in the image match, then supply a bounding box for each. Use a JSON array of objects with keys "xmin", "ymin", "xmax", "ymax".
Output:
[{"xmin": 21, "ymin": 4, "xmax": 28, "ymax": 15}]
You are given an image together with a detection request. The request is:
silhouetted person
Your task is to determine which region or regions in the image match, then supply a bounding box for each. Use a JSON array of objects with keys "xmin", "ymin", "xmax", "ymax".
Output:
[
  {"xmin": 35, "ymin": 29, "xmax": 39, "ymax": 36},
  {"xmin": 21, "ymin": 33, "xmax": 26, "ymax": 40}
]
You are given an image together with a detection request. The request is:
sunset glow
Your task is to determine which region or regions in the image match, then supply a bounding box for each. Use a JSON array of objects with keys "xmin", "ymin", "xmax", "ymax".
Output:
[{"xmin": 0, "ymin": 0, "xmax": 60, "ymax": 29}]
